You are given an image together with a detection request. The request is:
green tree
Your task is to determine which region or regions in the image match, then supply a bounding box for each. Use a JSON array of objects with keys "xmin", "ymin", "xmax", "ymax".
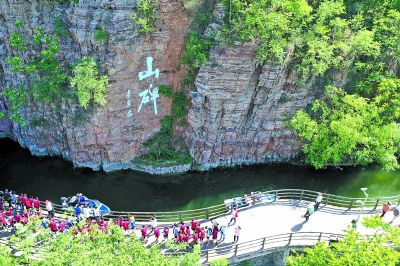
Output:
[
  {"xmin": 287, "ymin": 217, "xmax": 400, "ymax": 266},
  {"xmin": 1, "ymin": 217, "xmax": 200, "ymax": 265},
  {"xmin": 70, "ymin": 56, "xmax": 109, "ymax": 109},
  {"xmin": 290, "ymin": 78, "xmax": 400, "ymax": 170}
]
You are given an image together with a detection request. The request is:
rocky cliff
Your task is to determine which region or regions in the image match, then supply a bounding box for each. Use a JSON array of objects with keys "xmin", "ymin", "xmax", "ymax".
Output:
[
  {"xmin": 0, "ymin": 0, "xmax": 319, "ymax": 174},
  {"xmin": 188, "ymin": 43, "xmax": 318, "ymax": 170}
]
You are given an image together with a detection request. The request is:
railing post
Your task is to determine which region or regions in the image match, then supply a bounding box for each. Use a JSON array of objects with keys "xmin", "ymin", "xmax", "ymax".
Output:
[
  {"xmin": 397, "ymin": 196, "xmax": 400, "ymax": 206},
  {"xmin": 234, "ymin": 244, "xmax": 239, "ymax": 256},
  {"xmin": 348, "ymin": 199, "xmax": 354, "ymax": 210},
  {"xmin": 299, "ymin": 190, "xmax": 304, "ymax": 201},
  {"xmin": 262, "ymin": 237, "xmax": 266, "ymax": 250},
  {"xmin": 274, "ymin": 191, "xmax": 278, "ymax": 202},
  {"xmin": 179, "ymin": 214, "xmax": 182, "ymax": 223},
  {"xmin": 206, "ymin": 208, "xmax": 210, "ymax": 220},
  {"xmin": 206, "ymin": 250, "xmax": 209, "ymax": 262},
  {"xmin": 373, "ymin": 199, "xmax": 379, "ymax": 210},
  {"xmin": 325, "ymin": 194, "xmax": 329, "ymax": 205},
  {"xmin": 288, "ymin": 233, "xmax": 292, "ymax": 246},
  {"xmin": 318, "ymin": 232, "xmax": 322, "ymax": 242}
]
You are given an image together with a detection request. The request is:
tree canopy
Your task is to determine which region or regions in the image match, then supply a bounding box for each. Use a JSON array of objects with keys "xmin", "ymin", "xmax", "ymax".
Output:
[
  {"xmin": 287, "ymin": 216, "xmax": 400, "ymax": 266},
  {"xmin": 1, "ymin": 217, "xmax": 199, "ymax": 265}
]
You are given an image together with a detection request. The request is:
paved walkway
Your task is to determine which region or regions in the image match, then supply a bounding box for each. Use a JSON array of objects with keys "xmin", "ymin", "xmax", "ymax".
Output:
[{"xmin": 137, "ymin": 199, "xmax": 397, "ymax": 261}]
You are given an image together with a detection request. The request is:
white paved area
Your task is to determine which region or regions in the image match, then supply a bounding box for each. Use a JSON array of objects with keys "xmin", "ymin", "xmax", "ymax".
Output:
[{"xmin": 139, "ymin": 200, "xmax": 398, "ymax": 248}]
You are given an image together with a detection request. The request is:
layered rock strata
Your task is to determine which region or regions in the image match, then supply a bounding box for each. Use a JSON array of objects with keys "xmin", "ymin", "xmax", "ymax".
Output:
[{"xmin": 188, "ymin": 44, "xmax": 317, "ymax": 170}]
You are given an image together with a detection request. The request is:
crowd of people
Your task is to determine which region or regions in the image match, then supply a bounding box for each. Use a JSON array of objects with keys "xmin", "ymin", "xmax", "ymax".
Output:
[
  {"xmin": 1, "ymin": 188, "xmax": 398, "ymax": 253},
  {"xmin": 0, "ymin": 189, "xmax": 242, "ymax": 248}
]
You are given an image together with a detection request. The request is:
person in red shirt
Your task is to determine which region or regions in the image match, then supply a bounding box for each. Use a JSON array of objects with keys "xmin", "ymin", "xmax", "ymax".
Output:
[
  {"xmin": 179, "ymin": 222, "xmax": 186, "ymax": 234},
  {"xmin": 25, "ymin": 198, "xmax": 33, "ymax": 209},
  {"xmin": 192, "ymin": 232, "xmax": 199, "ymax": 245},
  {"xmin": 199, "ymin": 227, "xmax": 205, "ymax": 244},
  {"xmin": 381, "ymin": 202, "xmax": 391, "ymax": 218},
  {"xmin": 178, "ymin": 232, "xmax": 184, "ymax": 242},
  {"xmin": 141, "ymin": 225, "xmax": 148, "ymax": 243},
  {"xmin": 191, "ymin": 219, "xmax": 198, "ymax": 231}
]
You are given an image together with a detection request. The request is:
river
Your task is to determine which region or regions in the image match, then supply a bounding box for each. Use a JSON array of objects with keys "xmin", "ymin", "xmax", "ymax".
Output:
[{"xmin": 0, "ymin": 139, "xmax": 399, "ymax": 211}]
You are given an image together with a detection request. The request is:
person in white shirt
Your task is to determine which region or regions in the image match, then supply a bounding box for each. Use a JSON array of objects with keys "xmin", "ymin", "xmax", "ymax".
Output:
[
  {"xmin": 314, "ymin": 192, "xmax": 323, "ymax": 211},
  {"xmin": 83, "ymin": 206, "xmax": 90, "ymax": 220},
  {"xmin": 45, "ymin": 200, "xmax": 54, "ymax": 218},
  {"xmin": 234, "ymin": 226, "xmax": 241, "ymax": 243}
]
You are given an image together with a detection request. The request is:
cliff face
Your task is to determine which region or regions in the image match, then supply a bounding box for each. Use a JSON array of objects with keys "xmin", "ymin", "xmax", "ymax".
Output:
[
  {"xmin": 188, "ymin": 44, "xmax": 317, "ymax": 170},
  {"xmin": 0, "ymin": 0, "xmax": 189, "ymax": 172},
  {"xmin": 0, "ymin": 0, "xmax": 319, "ymax": 173}
]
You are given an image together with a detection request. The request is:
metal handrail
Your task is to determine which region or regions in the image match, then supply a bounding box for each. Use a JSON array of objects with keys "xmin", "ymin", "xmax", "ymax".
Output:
[
  {"xmin": 33, "ymin": 189, "xmax": 399, "ymax": 223},
  {"xmin": 202, "ymin": 232, "xmax": 347, "ymax": 261}
]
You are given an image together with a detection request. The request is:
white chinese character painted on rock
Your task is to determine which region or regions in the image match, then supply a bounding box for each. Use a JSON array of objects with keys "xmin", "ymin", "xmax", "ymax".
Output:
[
  {"xmin": 137, "ymin": 84, "xmax": 159, "ymax": 115},
  {"xmin": 138, "ymin": 56, "xmax": 160, "ymax": 81},
  {"xmin": 137, "ymin": 56, "xmax": 160, "ymax": 115},
  {"xmin": 126, "ymin": 89, "xmax": 133, "ymax": 118}
]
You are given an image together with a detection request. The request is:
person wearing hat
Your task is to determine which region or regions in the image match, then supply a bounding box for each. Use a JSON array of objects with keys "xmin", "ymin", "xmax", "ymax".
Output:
[{"xmin": 381, "ymin": 202, "xmax": 391, "ymax": 218}]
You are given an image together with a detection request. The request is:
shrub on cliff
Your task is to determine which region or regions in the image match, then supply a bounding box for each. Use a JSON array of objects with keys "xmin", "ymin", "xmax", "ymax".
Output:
[
  {"xmin": 70, "ymin": 56, "xmax": 109, "ymax": 109},
  {"xmin": 131, "ymin": 0, "xmax": 157, "ymax": 34}
]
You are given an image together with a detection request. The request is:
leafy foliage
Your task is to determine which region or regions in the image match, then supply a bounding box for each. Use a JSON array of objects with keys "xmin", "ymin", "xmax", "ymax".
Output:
[
  {"xmin": 223, "ymin": 0, "xmax": 399, "ymax": 79},
  {"xmin": 290, "ymin": 77, "xmax": 400, "ymax": 170},
  {"xmin": 93, "ymin": 28, "xmax": 109, "ymax": 42},
  {"xmin": 135, "ymin": 86, "xmax": 192, "ymax": 166},
  {"xmin": 287, "ymin": 217, "xmax": 400, "ymax": 266},
  {"xmin": 0, "ymin": 218, "xmax": 200, "ymax": 265},
  {"xmin": 9, "ymin": 32, "xmax": 26, "ymax": 51},
  {"xmin": 132, "ymin": 0, "xmax": 157, "ymax": 34},
  {"xmin": 70, "ymin": 56, "xmax": 109, "ymax": 109},
  {"xmin": 1, "ymin": 86, "xmax": 26, "ymax": 125},
  {"xmin": 182, "ymin": 32, "xmax": 213, "ymax": 85},
  {"xmin": 54, "ymin": 17, "xmax": 69, "ymax": 38}
]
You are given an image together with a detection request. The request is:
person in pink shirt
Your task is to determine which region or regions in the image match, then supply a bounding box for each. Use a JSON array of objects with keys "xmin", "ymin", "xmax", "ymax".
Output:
[
  {"xmin": 122, "ymin": 220, "xmax": 129, "ymax": 231},
  {"xmin": 33, "ymin": 198, "xmax": 40, "ymax": 209},
  {"xmin": 154, "ymin": 226, "xmax": 160, "ymax": 242},
  {"xmin": 163, "ymin": 226, "xmax": 169, "ymax": 240},
  {"xmin": 49, "ymin": 219, "xmax": 58, "ymax": 233},
  {"xmin": 185, "ymin": 225, "xmax": 191, "ymax": 236},
  {"xmin": 14, "ymin": 213, "xmax": 21, "ymax": 223}
]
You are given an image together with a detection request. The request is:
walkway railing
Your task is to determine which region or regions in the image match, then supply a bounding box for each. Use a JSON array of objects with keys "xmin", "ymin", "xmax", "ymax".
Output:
[
  {"xmin": 201, "ymin": 232, "xmax": 345, "ymax": 262},
  {"xmin": 39, "ymin": 189, "xmax": 400, "ymax": 223}
]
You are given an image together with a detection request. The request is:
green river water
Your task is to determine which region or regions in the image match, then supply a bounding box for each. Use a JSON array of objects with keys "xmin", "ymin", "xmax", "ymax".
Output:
[{"xmin": 0, "ymin": 139, "xmax": 399, "ymax": 211}]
